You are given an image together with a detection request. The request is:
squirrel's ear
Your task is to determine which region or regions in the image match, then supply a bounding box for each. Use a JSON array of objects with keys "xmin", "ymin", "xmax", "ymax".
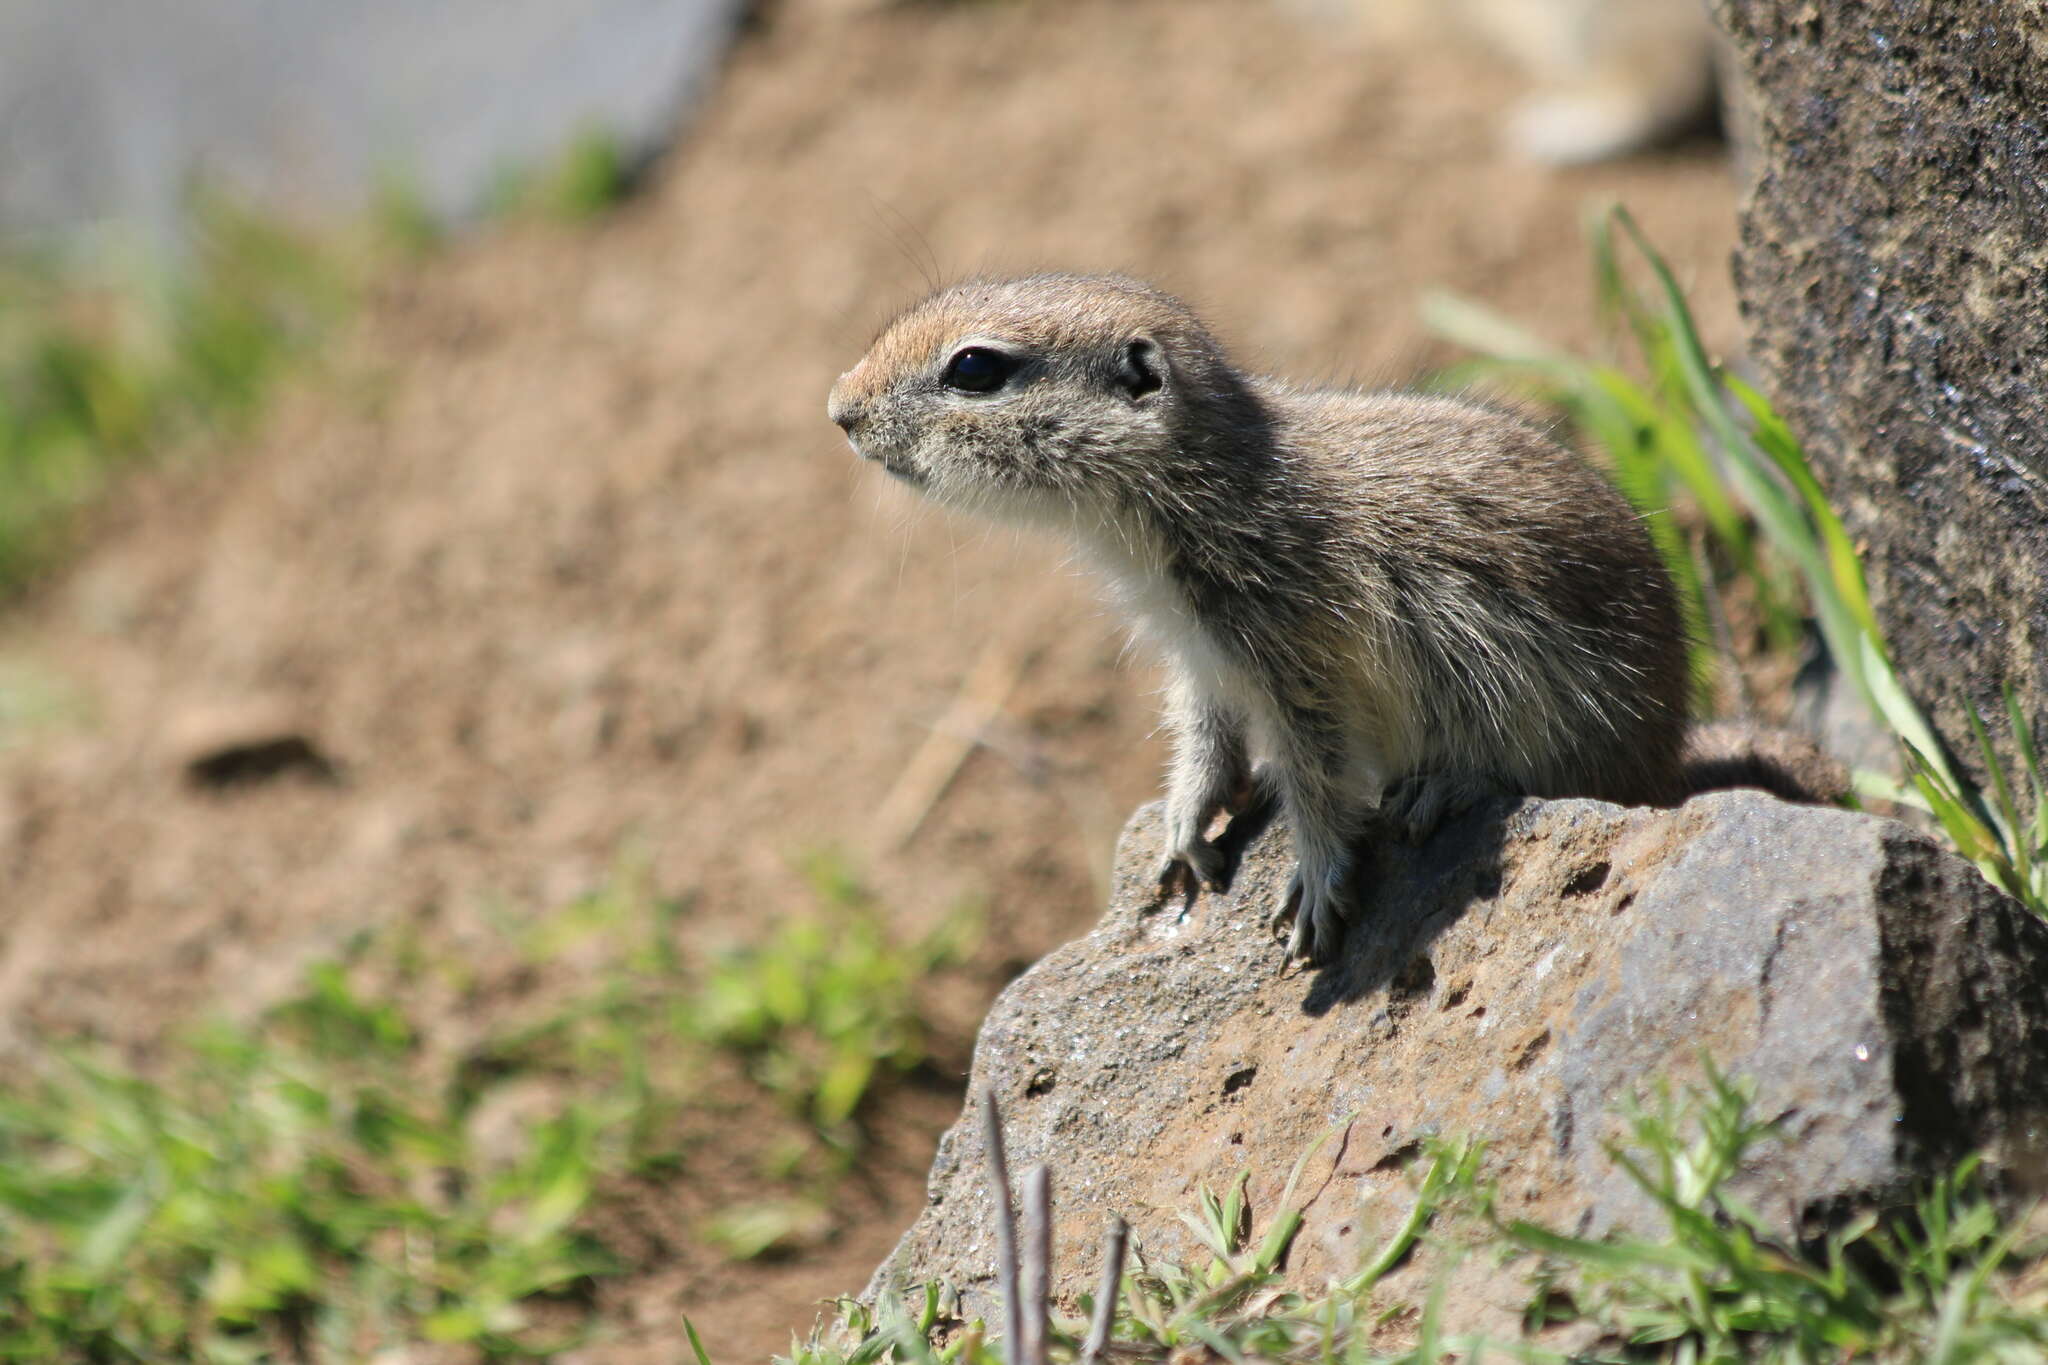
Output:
[{"xmin": 1118, "ymin": 335, "xmax": 1165, "ymax": 402}]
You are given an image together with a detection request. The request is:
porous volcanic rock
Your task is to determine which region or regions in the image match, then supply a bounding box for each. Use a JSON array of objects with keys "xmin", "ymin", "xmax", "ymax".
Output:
[
  {"xmin": 1716, "ymin": 0, "xmax": 2048, "ymax": 787},
  {"xmin": 865, "ymin": 792, "xmax": 2048, "ymax": 1326}
]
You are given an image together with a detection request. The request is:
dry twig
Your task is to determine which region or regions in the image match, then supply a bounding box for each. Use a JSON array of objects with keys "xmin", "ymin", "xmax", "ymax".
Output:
[
  {"xmin": 1082, "ymin": 1217, "xmax": 1129, "ymax": 1361},
  {"xmin": 981, "ymin": 1089, "xmax": 1027, "ymax": 1361}
]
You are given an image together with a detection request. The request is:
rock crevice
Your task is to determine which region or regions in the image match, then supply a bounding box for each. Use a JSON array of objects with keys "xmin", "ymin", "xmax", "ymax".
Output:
[{"xmin": 1719, "ymin": 0, "xmax": 2048, "ymax": 786}]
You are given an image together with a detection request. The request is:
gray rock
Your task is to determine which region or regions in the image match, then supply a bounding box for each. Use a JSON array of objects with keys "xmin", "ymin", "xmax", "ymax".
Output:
[
  {"xmin": 1715, "ymin": 0, "xmax": 2048, "ymax": 789},
  {"xmin": 866, "ymin": 793, "xmax": 2048, "ymax": 1325},
  {"xmin": 0, "ymin": 0, "xmax": 746, "ymax": 248}
]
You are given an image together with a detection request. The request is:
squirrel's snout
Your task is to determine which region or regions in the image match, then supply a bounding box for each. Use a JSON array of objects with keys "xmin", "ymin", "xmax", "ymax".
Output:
[
  {"xmin": 828, "ymin": 380, "xmax": 882, "ymax": 465},
  {"xmin": 826, "ymin": 378, "xmax": 863, "ymax": 434}
]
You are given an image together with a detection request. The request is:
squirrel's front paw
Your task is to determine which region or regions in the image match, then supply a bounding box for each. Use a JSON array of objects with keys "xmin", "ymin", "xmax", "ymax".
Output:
[
  {"xmin": 1157, "ymin": 832, "xmax": 1227, "ymax": 897},
  {"xmin": 1275, "ymin": 864, "xmax": 1351, "ymax": 964}
]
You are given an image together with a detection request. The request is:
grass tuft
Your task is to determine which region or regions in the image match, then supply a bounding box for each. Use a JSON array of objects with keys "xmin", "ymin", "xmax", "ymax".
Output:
[
  {"xmin": 0, "ymin": 196, "xmax": 352, "ymax": 592},
  {"xmin": 1426, "ymin": 206, "xmax": 2048, "ymax": 919},
  {"xmin": 486, "ymin": 128, "xmax": 641, "ymax": 224},
  {"xmin": 775, "ymin": 1068, "xmax": 2048, "ymax": 1364},
  {"xmin": 0, "ymin": 858, "xmax": 973, "ymax": 1360},
  {"xmin": 696, "ymin": 851, "xmax": 975, "ymax": 1140},
  {"xmin": 0, "ymin": 122, "xmax": 646, "ymax": 603}
]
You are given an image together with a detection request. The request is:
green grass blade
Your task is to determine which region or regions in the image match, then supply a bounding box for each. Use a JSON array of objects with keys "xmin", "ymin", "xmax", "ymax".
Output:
[
  {"xmin": 1418, "ymin": 289, "xmax": 1571, "ymax": 365},
  {"xmin": 1220, "ymin": 1171, "xmax": 1247, "ymax": 1257},
  {"xmin": 1253, "ymin": 1122, "xmax": 1342, "ymax": 1274},
  {"xmin": 1858, "ymin": 636, "xmax": 1970, "ymax": 795},
  {"xmin": 2003, "ymin": 683, "xmax": 2048, "ymax": 853},
  {"xmin": 1611, "ymin": 208, "xmax": 1851, "ymax": 656},
  {"xmin": 684, "ymin": 1316, "xmax": 715, "ymax": 1365},
  {"xmin": 1965, "ymin": 696, "xmax": 2027, "ymax": 882},
  {"xmin": 1725, "ymin": 372, "xmax": 1880, "ymax": 637}
]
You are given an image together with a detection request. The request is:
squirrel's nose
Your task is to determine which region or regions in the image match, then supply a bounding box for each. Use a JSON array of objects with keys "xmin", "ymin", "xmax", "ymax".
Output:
[{"xmin": 827, "ymin": 378, "xmax": 863, "ymax": 433}]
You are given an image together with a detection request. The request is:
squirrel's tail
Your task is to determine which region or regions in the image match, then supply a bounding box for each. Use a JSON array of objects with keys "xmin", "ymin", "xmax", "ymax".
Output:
[{"xmin": 1679, "ymin": 719, "xmax": 1850, "ymax": 805}]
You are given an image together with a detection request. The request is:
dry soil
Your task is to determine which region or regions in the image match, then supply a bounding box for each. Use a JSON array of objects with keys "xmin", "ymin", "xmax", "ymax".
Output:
[{"xmin": 0, "ymin": 0, "xmax": 1743, "ymax": 1356}]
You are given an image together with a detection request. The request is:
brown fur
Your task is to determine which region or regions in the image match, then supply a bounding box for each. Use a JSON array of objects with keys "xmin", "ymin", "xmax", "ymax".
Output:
[{"xmin": 831, "ymin": 274, "xmax": 1694, "ymax": 961}]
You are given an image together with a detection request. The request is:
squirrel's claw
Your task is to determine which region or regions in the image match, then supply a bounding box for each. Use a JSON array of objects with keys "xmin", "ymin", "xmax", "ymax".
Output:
[
  {"xmin": 1277, "ymin": 864, "xmax": 1349, "ymax": 965},
  {"xmin": 1157, "ymin": 834, "xmax": 1226, "ymax": 898}
]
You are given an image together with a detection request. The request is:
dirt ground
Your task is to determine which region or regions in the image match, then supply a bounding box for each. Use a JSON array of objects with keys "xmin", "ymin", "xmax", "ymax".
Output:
[{"xmin": 0, "ymin": 0, "xmax": 1743, "ymax": 1356}]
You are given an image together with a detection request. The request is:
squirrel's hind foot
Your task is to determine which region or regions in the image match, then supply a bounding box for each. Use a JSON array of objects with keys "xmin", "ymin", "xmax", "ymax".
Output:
[
  {"xmin": 1277, "ymin": 863, "xmax": 1353, "ymax": 966},
  {"xmin": 1380, "ymin": 771, "xmax": 1507, "ymax": 844}
]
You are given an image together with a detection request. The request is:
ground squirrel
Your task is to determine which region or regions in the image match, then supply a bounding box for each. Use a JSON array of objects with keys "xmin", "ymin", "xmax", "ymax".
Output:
[{"xmin": 828, "ymin": 273, "xmax": 1693, "ymax": 963}]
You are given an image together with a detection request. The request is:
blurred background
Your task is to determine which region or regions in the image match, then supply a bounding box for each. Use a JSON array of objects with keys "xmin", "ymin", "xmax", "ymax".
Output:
[{"xmin": 0, "ymin": 0, "xmax": 1744, "ymax": 1357}]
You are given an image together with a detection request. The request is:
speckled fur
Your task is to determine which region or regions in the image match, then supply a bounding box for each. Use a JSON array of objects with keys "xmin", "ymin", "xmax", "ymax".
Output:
[{"xmin": 829, "ymin": 274, "xmax": 1689, "ymax": 962}]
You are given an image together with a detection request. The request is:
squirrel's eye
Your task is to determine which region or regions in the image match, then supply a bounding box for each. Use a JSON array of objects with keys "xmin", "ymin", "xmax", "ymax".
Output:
[{"xmin": 942, "ymin": 347, "xmax": 1012, "ymax": 393}]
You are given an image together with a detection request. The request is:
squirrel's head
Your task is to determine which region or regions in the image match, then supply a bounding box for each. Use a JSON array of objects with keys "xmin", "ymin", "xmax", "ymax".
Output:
[{"xmin": 828, "ymin": 274, "xmax": 1237, "ymax": 526}]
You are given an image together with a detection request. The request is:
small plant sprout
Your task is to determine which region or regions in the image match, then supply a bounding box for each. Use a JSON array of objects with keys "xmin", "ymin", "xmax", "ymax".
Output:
[
  {"xmin": 0, "ymin": 856, "xmax": 973, "ymax": 1358},
  {"xmin": 780, "ymin": 1071, "xmax": 2044, "ymax": 1364}
]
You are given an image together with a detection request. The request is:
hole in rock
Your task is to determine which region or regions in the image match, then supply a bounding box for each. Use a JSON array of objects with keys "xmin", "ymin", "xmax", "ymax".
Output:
[
  {"xmin": 1371, "ymin": 1139, "xmax": 1423, "ymax": 1173},
  {"xmin": 1563, "ymin": 860, "xmax": 1611, "ymax": 897}
]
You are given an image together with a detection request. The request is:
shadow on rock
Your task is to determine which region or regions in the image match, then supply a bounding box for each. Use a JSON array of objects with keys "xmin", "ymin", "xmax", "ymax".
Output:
[
  {"xmin": 866, "ymin": 789, "xmax": 2048, "ymax": 1338},
  {"xmin": 1301, "ymin": 798, "xmax": 1514, "ymax": 1017}
]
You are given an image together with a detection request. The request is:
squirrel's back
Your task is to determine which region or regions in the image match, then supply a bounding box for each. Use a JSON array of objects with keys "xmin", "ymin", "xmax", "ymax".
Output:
[{"xmin": 1200, "ymin": 384, "xmax": 1691, "ymax": 806}]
